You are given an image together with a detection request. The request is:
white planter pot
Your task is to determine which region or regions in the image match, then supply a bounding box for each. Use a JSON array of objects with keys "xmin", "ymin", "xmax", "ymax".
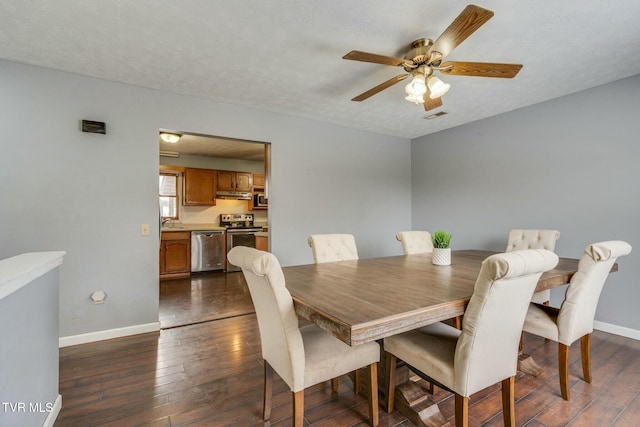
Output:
[{"xmin": 432, "ymin": 248, "xmax": 451, "ymax": 266}]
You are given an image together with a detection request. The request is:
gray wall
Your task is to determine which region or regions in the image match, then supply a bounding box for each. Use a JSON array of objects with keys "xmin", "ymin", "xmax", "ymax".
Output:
[
  {"xmin": 411, "ymin": 74, "xmax": 640, "ymax": 331},
  {"xmin": 0, "ymin": 269, "xmax": 60, "ymax": 426},
  {"xmin": 0, "ymin": 59, "xmax": 411, "ymax": 337},
  {"xmin": 2, "ymin": 57, "xmax": 636, "ymax": 338}
]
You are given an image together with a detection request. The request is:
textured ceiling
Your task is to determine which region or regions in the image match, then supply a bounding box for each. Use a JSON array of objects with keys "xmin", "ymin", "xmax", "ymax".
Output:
[
  {"xmin": 2, "ymin": 1, "xmax": 640, "ymax": 140},
  {"xmin": 159, "ymin": 133, "xmax": 266, "ymax": 160}
]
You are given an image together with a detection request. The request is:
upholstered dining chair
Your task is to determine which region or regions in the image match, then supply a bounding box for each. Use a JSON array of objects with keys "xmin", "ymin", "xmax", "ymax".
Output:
[
  {"xmin": 308, "ymin": 233, "xmax": 359, "ymax": 263},
  {"xmin": 506, "ymin": 229, "xmax": 560, "ymax": 305},
  {"xmin": 397, "ymin": 230, "xmax": 461, "ymax": 337},
  {"xmin": 228, "ymin": 246, "xmax": 379, "ymax": 427},
  {"xmin": 395, "ymin": 231, "xmax": 434, "ymax": 255},
  {"xmin": 384, "ymin": 249, "xmax": 559, "ymax": 427},
  {"xmin": 523, "ymin": 240, "xmax": 632, "ymax": 401},
  {"xmin": 307, "ymin": 233, "xmax": 363, "ymax": 391}
]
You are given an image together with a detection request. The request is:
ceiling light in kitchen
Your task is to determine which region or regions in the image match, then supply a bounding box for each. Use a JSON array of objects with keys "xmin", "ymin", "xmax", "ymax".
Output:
[{"xmin": 160, "ymin": 132, "xmax": 181, "ymax": 143}]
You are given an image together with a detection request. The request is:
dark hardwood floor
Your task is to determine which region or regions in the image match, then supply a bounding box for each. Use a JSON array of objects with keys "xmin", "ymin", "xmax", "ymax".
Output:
[
  {"xmin": 56, "ymin": 273, "xmax": 640, "ymax": 426},
  {"xmin": 159, "ymin": 271, "xmax": 255, "ymax": 329}
]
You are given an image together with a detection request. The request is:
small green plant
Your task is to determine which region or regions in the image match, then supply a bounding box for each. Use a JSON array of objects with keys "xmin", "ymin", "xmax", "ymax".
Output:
[{"xmin": 432, "ymin": 230, "xmax": 452, "ymax": 249}]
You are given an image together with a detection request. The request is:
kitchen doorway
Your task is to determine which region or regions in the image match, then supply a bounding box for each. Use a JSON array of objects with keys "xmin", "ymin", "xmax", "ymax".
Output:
[{"xmin": 158, "ymin": 130, "xmax": 270, "ymax": 329}]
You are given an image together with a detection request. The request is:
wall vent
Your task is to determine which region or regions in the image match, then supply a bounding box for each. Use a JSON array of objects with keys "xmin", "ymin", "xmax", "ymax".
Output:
[{"xmin": 81, "ymin": 120, "xmax": 106, "ymax": 134}]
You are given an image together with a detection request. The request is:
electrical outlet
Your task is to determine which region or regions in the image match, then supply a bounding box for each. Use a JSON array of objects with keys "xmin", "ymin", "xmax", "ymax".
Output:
[{"xmin": 141, "ymin": 224, "xmax": 150, "ymax": 236}]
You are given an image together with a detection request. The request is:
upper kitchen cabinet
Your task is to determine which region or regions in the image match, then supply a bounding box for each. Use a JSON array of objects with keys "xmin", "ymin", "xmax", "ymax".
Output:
[
  {"xmin": 217, "ymin": 171, "xmax": 252, "ymax": 192},
  {"xmin": 253, "ymin": 173, "xmax": 265, "ymax": 187},
  {"xmin": 250, "ymin": 172, "xmax": 267, "ymax": 211},
  {"xmin": 184, "ymin": 168, "xmax": 216, "ymax": 205}
]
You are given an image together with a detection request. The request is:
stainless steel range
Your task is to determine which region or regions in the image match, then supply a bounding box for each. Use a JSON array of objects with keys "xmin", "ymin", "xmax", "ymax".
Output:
[{"xmin": 220, "ymin": 213, "xmax": 263, "ymax": 272}]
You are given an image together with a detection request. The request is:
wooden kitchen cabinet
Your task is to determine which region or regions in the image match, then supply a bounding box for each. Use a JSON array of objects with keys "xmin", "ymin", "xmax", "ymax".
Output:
[
  {"xmin": 253, "ymin": 173, "xmax": 265, "ymax": 187},
  {"xmin": 217, "ymin": 170, "xmax": 252, "ymax": 192},
  {"xmin": 184, "ymin": 168, "xmax": 216, "ymax": 205},
  {"xmin": 250, "ymin": 172, "xmax": 267, "ymax": 211},
  {"xmin": 160, "ymin": 231, "xmax": 191, "ymax": 279},
  {"xmin": 256, "ymin": 234, "xmax": 269, "ymax": 252}
]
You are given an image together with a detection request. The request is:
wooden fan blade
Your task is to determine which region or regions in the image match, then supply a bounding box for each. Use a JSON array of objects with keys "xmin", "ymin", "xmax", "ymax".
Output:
[
  {"xmin": 343, "ymin": 50, "xmax": 408, "ymax": 67},
  {"xmin": 430, "ymin": 5, "xmax": 494, "ymax": 58},
  {"xmin": 440, "ymin": 61, "xmax": 523, "ymax": 78},
  {"xmin": 352, "ymin": 74, "xmax": 409, "ymax": 102},
  {"xmin": 423, "ymin": 88, "xmax": 443, "ymax": 111}
]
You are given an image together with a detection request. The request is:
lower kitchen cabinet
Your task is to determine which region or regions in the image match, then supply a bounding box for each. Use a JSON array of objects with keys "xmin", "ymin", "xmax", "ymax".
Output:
[
  {"xmin": 255, "ymin": 233, "xmax": 269, "ymax": 252},
  {"xmin": 160, "ymin": 231, "xmax": 191, "ymax": 279}
]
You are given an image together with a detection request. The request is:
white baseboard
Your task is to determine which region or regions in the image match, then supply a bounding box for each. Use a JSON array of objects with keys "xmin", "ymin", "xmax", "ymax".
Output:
[
  {"xmin": 56, "ymin": 320, "xmax": 636, "ymax": 348},
  {"xmin": 42, "ymin": 394, "xmax": 62, "ymax": 427},
  {"xmin": 594, "ymin": 320, "xmax": 640, "ymax": 341},
  {"xmin": 59, "ymin": 322, "xmax": 160, "ymax": 347}
]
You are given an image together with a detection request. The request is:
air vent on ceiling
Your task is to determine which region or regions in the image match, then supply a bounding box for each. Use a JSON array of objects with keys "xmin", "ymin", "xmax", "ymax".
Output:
[{"xmin": 425, "ymin": 111, "xmax": 448, "ymax": 120}]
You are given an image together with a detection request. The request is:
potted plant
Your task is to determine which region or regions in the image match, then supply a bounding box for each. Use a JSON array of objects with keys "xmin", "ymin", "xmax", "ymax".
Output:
[{"xmin": 432, "ymin": 230, "xmax": 452, "ymax": 266}]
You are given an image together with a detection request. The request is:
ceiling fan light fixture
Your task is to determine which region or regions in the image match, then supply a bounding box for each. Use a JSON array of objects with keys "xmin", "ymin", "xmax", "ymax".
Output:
[
  {"xmin": 427, "ymin": 76, "xmax": 450, "ymax": 99},
  {"xmin": 404, "ymin": 93, "xmax": 425, "ymax": 104},
  {"xmin": 404, "ymin": 74, "xmax": 427, "ymax": 98},
  {"xmin": 160, "ymin": 132, "xmax": 181, "ymax": 143}
]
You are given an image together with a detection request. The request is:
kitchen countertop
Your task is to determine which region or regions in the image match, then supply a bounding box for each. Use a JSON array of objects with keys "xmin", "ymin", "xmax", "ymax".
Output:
[
  {"xmin": 255, "ymin": 231, "xmax": 269, "ymax": 237},
  {"xmin": 161, "ymin": 223, "xmax": 225, "ymax": 232}
]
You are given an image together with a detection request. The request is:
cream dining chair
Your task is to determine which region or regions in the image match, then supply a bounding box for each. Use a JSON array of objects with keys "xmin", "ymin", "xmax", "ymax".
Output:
[
  {"xmin": 397, "ymin": 230, "xmax": 461, "ymax": 337},
  {"xmin": 506, "ymin": 229, "xmax": 560, "ymax": 305},
  {"xmin": 522, "ymin": 240, "xmax": 632, "ymax": 401},
  {"xmin": 228, "ymin": 246, "xmax": 380, "ymax": 427},
  {"xmin": 307, "ymin": 233, "xmax": 362, "ymax": 391},
  {"xmin": 395, "ymin": 231, "xmax": 434, "ymax": 255},
  {"xmin": 384, "ymin": 249, "xmax": 559, "ymax": 427},
  {"xmin": 308, "ymin": 233, "xmax": 359, "ymax": 263}
]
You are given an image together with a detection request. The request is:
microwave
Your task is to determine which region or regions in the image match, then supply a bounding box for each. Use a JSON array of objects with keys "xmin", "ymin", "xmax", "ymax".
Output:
[{"xmin": 254, "ymin": 193, "xmax": 268, "ymax": 207}]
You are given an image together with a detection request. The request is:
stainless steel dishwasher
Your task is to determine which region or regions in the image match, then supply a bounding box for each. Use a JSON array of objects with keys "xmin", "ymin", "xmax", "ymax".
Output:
[{"xmin": 191, "ymin": 230, "xmax": 225, "ymax": 272}]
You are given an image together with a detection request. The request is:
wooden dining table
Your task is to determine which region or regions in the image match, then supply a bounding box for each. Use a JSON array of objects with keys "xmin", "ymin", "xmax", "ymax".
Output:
[{"xmin": 282, "ymin": 249, "xmax": 610, "ymax": 427}]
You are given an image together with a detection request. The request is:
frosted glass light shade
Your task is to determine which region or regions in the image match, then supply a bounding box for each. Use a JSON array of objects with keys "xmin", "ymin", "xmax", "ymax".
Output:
[
  {"xmin": 404, "ymin": 93, "xmax": 425, "ymax": 104},
  {"xmin": 427, "ymin": 76, "xmax": 450, "ymax": 99},
  {"xmin": 404, "ymin": 75, "xmax": 427, "ymax": 97}
]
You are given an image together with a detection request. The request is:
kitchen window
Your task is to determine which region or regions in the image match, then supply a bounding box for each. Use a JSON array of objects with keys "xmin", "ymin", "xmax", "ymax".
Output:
[{"xmin": 159, "ymin": 173, "xmax": 178, "ymax": 220}]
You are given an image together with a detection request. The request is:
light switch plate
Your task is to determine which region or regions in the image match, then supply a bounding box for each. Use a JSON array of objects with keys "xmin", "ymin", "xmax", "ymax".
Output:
[{"xmin": 141, "ymin": 224, "xmax": 150, "ymax": 236}]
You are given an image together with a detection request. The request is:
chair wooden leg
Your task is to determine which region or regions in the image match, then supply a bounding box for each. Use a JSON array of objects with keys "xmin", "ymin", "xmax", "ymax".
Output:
[
  {"xmin": 367, "ymin": 362, "xmax": 379, "ymax": 427},
  {"xmin": 355, "ymin": 369, "xmax": 362, "ymax": 394},
  {"xmin": 453, "ymin": 315, "xmax": 462, "ymax": 330},
  {"xmin": 519, "ymin": 333, "xmax": 523, "ymax": 352},
  {"xmin": 454, "ymin": 394, "xmax": 469, "ymax": 427},
  {"xmin": 263, "ymin": 361, "xmax": 274, "ymax": 421},
  {"xmin": 331, "ymin": 377, "xmax": 339, "ymax": 393},
  {"xmin": 429, "ymin": 383, "xmax": 439, "ymax": 395},
  {"xmin": 501, "ymin": 376, "xmax": 516, "ymax": 427},
  {"xmin": 543, "ymin": 301, "xmax": 550, "ymax": 343},
  {"xmin": 292, "ymin": 390, "xmax": 304, "ymax": 427},
  {"xmin": 581, "ymin": 333, "xmax": 592, "ymax": 383},
  {"xmin": 385, "ymin": 352, "xmax": 397, "ymax": 413},
  {"xmin": 558, "ymin": 343, "xmax": 571, "ymax": 400}
]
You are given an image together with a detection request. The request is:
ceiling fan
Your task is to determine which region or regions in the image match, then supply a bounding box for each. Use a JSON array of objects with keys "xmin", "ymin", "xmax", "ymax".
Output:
[{"xmin": 343, "ymin": 4, "xmax": 523, "ymax": 111}]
